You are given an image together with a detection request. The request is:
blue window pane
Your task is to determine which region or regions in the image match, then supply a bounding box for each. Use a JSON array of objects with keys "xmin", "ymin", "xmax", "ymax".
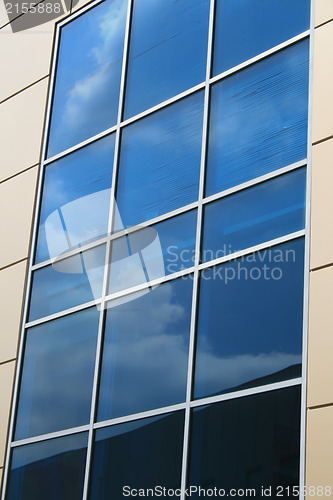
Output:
[
  {"xmin": 188, "ymin": 387, "xmax": 301, "ymax": 492},
  {"xmin": 206, "ymin": 40, "xmax": 309, "ymax": 196},
  {"xmin": 213, "ymin": 0, "xmax": 311, "ymax": 74},
  {"xmin": 123, "ymin": 0, "xmax": 209, "ymax": 119},
  {"xmin": 194, "ymin": 239, "xmax": 304, "ymax": 399},
  {"xmin": 89, "ymin": 412, "xmax": 184, "ymax": 500},
  {"xmin": 202, "ymin": 168, "xmax": 306, "ymax": 262},
  {"xmin": 29, "ymin": 245, "xmax": 105, "ymax": 321},
  {"xmin": 98, "ymin": 278, "xmax": 193, "ymax": 421},
  {"xmin": 15, "ymin": 309, "xmax": 99, "ymax": 440},
  {"xmin": 36, "ymin": 134, "xmax": 115, "ymax": 264},
  {"xmin": 115, "ymin": 92, "xmax": 204, "ymax": 230},
  {"xmin": 47, "ymin": 0, "xmax": 127, "ymax": 157},
  {"xmin": 6, "ymin": 433, "xmax": 88, "ymax": 500},
  {"xmin": 109, "ymin": 211, "xmax": 197, "ymax": 294}
]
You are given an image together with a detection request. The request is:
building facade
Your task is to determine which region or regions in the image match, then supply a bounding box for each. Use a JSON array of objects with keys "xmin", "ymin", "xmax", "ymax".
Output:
[{"xmin": 0, "ymin": 0, "xmax": 333, "ymax": 498}]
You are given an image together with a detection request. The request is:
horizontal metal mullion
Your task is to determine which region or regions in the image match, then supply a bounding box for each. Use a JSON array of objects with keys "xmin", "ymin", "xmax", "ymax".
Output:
[
  {"xmin": 26, "ymin": 269, "xmax": 195, "ymax": 329},
  {"xmin": 190, "ymin": 378, "xmax": 303, "ymax": 409},
  {"xmin": 31, "ymin": 159, "xmax": 307, "ymax": 272},
  {"xmin": 25, "ymin": 299, "xmax": 102, "ymax": 329},
  {"xmin": 11, "ymin": 424, "xmax": 91, "ymax": 448},
  {"xmin": 42, "ymin": 33, "xmax": 309, "ymax": 168},
  {"xmin": 210, "ymin": 30, "xmax": 310, "ymax": 86},
  {"xmin": 198, "ymin": 230, "xmax": 306, "ymax": 271},
  {"xmin": 10, "ymin": 377, "xmax": 302, "ymax": 448},
  {"xmin": 26, "ymin": 230, "xmax": 305, "ymax": 328},
  {"xmin": 31, "ymin": 203, "xmax": 198, "ymax": 272},
  {"xmin": 104, "ymin": 266, "xmax": 195, "ymax": 305},
  {"xmin": 42, "ymin": 84, "xmax": 205, "ymax": 166},
  {"xmin": 43, "ymin": 125, "xmax": 118, "ymax": 166},
  {"xmin": 31, "ymin": 238, "xmax": 108, "ymax": 271},
  {"xmin": 202, "ymin": 159, "xmax": 307, "ymax": 206},
  {"xmin": 109, "ymin": 202, "xmax": 199, "ymax": 239},
  {"xmin": 120, "ymin": 82, "xmax": 206, "ymax": 129},
  {"xmin": 94, "ymin": 403, "xmax": 187, "ymax": 431}
]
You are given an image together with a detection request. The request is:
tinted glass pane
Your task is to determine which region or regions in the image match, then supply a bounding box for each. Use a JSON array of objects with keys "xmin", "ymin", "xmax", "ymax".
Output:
[
  {"xmin": 194, "ymin": 239, "xmax": 304, "ymax": 399},
  {"xmin": 109, "ymin": 211, "xmax": 197, "ymax": 294},
  {"xmin": 206, "ymin": 40, "xmax": 309, "ymax": 196},
  {"xmin": 124, "ymin": 0, "xmax": 209, "ymax": 119},
  {"xmin": 36, "ymin": 134, "xmax": 115, "ymax": 264},
  {"xmin": 15, "ymin": 309, "xmax": 99, "ymax": 440},
  {"xmin": 213, "ymin": 0, "xmax": 311, "ymax": 74},
  {"xmin": 116, "ymin": 92, "xmax": 204, "ymax": 230},
  {"xmin": 6, "ymin": 433, "xmax": 88, "ymax": 500},
  {"xmin": 47, "ymin": 0, "xmax": 127, "ymax": 157},
  {"xmin": 29, "ymin": 245, "xmax": 105, "ymax": 321},
  {"xmin": 188, "ymin": 387, "xmax": 301, "ymax": 493},
  {"xmin": 98, "ymin": 278, "xmax": 193, "ymax": 421},
  {"xmin": 90, "ymin": 412, "xmax": 184, "ymax": 499},
  {"xmin": 202, "ymin": 168, "xmax": 306, "ymax": 262}
]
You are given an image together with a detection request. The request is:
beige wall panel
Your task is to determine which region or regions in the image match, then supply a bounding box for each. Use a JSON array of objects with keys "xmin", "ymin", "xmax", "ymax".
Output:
[
  {"xmin": 306, "ymin": 407, "xmax": 333, "ymax": 488},
  {"xmin": 315, "ymin": 0, "xmax": 333, "ymax": 27},
  {"xmin": 307, "ymin": 267, "xmax": 333, "ymax": 408},
  {"xmin": 312, "ymin": 21, "xmax": 333, "ymax": 144},
  {"xmin": 0, "ymin": 167, "xmax": 38, "ymax": 269},
  {"xmin": 0, "ymin": 78, "xmax": 47, "ymax": 181},
  {"xmin": 310, "ymin": 139, "xmax": 333, "ymax": 269},
  {"xmin": 0, "ymin": 260, "xmax": 27, "ymax": 364},
  {"xmin": 0, "ymin": 361, "xmax": 15, "ymax": 467},
  {"xmin": 0, "ymin": 22, "xmax": 54, "ymax": 103},
  {"xmin": 0, "ymin": 1, "xmax": 9, "ymax": 29}
]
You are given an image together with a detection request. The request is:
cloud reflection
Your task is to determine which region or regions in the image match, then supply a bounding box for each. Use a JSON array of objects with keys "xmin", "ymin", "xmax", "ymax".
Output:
[
  {"xmin": 195, "ymin": 350, "xmax": 301, "ymax": 398},
  {"xmin": 48, "ymin": 0, "xmax": 127, "ymax": 155},
  {"xmin": 99, "ymin": 279, "xmax": 193, "ymax": 419}
]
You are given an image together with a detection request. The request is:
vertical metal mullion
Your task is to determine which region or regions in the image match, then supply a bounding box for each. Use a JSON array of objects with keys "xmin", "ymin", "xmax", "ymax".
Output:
[
  {"xmin": 81, "ymin": 0, "xmax": 133, "ymax": 498},
  {"xmin": 0, "ymin": 21, "xmax": 63, "ymax": 500},
  {"xmin": 180, "ymin": 1, "xmax": 215, "ymax": 498},
  {"xmin": 299, "ymin": 0, "xmax": 315, "ymax": 497}
]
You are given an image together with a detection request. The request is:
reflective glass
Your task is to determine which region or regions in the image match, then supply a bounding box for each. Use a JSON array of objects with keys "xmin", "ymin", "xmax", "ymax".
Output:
[
  {"xmin": 15, "ymin": 309, "xmax": 99, "ymax": 440},
  {"xmin": 47, "ymin": 0, "xmax": 127, "ymax": 157},
  {"xmin": 202, "ymin": 168, "xmax": 306, "ymax": 262},
  {"xmin": 109, "ymin": 210, "xmax": 197, "ymax": 294},
  {"xmin": 6, "ymin": 433, "xmax": 88, "ymax": 500},
  {"xmin": 188, "ymin": 387, "xmax": 301, "ymax": 493},
  {"xmin": 116, "ymin": 91, "xmax": 204, "ymax": 230},
  {"xmin": 194, "ymin": 239, "xmax": 304, "ymax": 399},
  {"xmin": 89, "ymin": 412, "xmax": 184, "ymax": 499},
  {"xmin": 206, "ymin": 40, "xmax": 309, "ymax": 196},
  {"xmin": 124, "ymin": 0, "xmax": 209, "ymax": 119},
  {"xmin": 213, "ymin": 0, "xmax": 311, "ymax": 74},
  {"xmin": 36, "ymin": 134, "xmax": 115, "ymax": 264},
  {"xmin": 29, "ymin": 245, "xmax": 105, "ymax": 321},
  {"xmin": 98, "ymin": 278, "xmax": 193, "ymax": 420}
]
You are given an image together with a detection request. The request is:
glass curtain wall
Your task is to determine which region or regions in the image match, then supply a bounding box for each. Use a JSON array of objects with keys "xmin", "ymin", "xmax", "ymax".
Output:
[{"xmin": 3, "ymin": 0, "xmax": 311, "ymax": 499}]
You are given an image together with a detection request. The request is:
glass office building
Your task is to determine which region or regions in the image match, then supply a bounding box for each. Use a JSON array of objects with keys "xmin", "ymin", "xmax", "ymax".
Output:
[{"xmin": 0, "ymin": 0, "xmax": 317, "ymax": 498}]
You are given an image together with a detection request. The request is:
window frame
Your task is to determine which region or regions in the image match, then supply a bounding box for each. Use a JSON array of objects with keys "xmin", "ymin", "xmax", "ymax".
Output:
[{"xmin": 1, "ymin": 1, "xmax": 315, "ymax": 499}]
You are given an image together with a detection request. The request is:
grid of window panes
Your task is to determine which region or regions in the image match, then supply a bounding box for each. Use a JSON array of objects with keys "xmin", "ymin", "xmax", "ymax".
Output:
[{"xmin": 3, "ymin": 0, "xmax": 311, "ymax": 499}]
